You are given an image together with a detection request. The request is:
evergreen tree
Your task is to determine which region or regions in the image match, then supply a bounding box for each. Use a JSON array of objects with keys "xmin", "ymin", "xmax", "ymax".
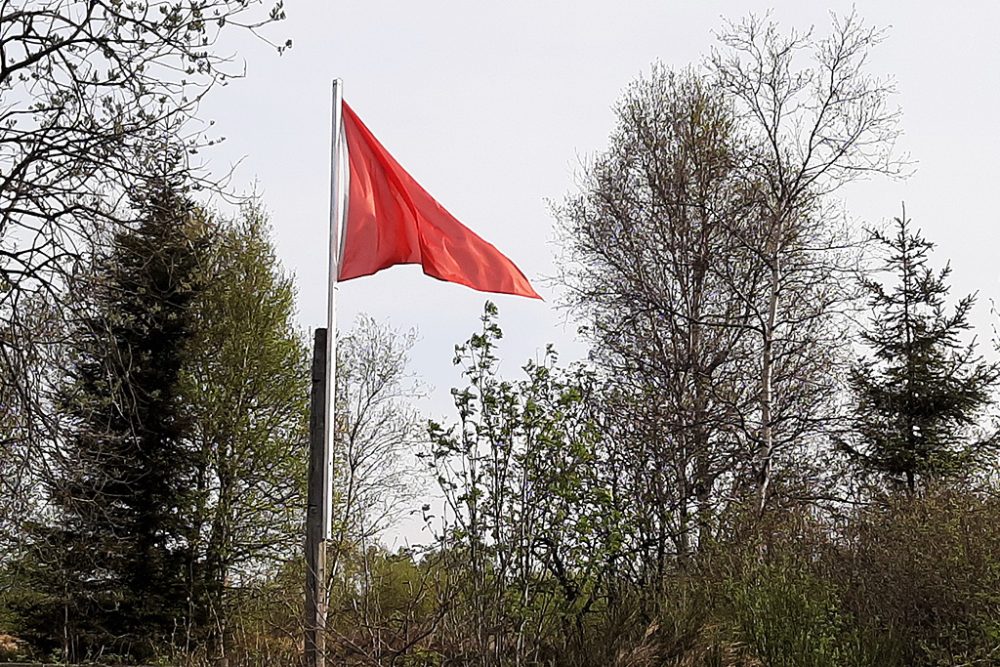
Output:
[
  {"xmin": 847, "ymin": 208, "xmax": 1000, "ymax": 492},
  {"xmin": 45, "ymin": 179, "xmax": 208, "ymax": 661}
]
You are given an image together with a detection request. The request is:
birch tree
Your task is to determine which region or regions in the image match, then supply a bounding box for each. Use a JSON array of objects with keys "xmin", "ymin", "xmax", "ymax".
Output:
[
  {"xmin": 710, "ymin": 11, "xmax": 906, "ymax": 514},
  {"xmin": 557, "ymin": 67, "xmax": 760, "ymax": 561},
  {"xmin": 180, "ymin": 204, "xmax": 309, "ymax": 663}
]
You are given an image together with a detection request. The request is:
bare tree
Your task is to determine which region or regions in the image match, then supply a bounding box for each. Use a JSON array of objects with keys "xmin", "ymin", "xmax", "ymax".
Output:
[
  {"xmin": 0, "ymin": 296, "xmax": 59, "ymax": 561},
  {"xmin": 326, "ymin": 316, "xmax": 427, "ymax": 660},
  {"xmin": 558, "ymin": 12, "xmax": 904, "ymax": 559},
  {"xmin": 332, "ymin": 316, "xmax": 424, "ymax": 560},
  {"xmin": 710, "ymin": 10, "xmax": 906, "ymax": 514}
]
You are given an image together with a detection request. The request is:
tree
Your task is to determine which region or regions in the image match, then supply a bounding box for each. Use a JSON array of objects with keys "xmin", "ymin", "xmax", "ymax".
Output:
[
  {"xmin": 326, "ymin": 316, "xmax": 428, "ymax": 661},
  {"xmin": 561, "ymin": 11, "xmax": 904, "ymax": 552},
  {"xmin": 178, "ymin": 203, "xmax": 309, "ymax": 663},
  {"xmin": 846, "ymin": 209, "xmax": 1000, "ymax": 492},
  {"xmin": 42, "ymin": 177, "xmax": 208, "ymax": 661},
  {"xmin": 0, "ymin": 0, "xmax": 287, "ymax": 308},
  {"xmin": 332, "ymin": 316, "xmax": 424, "ymax": 558},
  {"xmin": 21, "ymin": 193, "xmax": 314, "ymax": 664},
  {"xmin": 710, "ymin": 10, "xmax": 905, "ymax": 514},
  {"xmin": 0, "ymin": 0, "xmax": 288, "ymax": 580},
  {"xmin": 427, "ymin": 303, "xmax": 618, "ymax": 666},
  {"xmin": 557, "ymin": 66, "xmax": 760, "ymax": 566}
]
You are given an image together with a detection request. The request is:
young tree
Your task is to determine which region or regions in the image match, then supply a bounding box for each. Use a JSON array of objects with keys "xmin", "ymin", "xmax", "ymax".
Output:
[
  {"xmin": 427, "ymin": 303, "xmax": 618, "ymax": 666},
  {"xmin": 179, "ymin": 204, "xmax": 309, "ymax": 662},
  {"xmin": 332, "ymin": 316, "xmax": 423, "ymax": 558},
  {"xmin": 846, "ymin": 209, "xmax": 1000, "ymax": 492}
]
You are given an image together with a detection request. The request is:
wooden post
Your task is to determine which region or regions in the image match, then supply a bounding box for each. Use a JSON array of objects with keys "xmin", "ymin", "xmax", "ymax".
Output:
[{"xmin": 304, "ymin": 327, "xmax": 328, "ymax": 667}]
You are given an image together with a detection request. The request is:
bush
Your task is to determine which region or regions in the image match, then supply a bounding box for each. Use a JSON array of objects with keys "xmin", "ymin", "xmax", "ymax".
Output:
[
  {"xmin": 837, "ymin": 487, "xmax": 1000, "ymax": 666},
  {"xmin": 723, "ymin": 557, "xmax": 900, "ymax": 667}
]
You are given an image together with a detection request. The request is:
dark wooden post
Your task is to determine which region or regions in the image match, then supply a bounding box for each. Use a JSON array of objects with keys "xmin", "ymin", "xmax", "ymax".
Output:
[{"xmin": 304, "ymin": 328, "xmax": 328, "ymax": 667}]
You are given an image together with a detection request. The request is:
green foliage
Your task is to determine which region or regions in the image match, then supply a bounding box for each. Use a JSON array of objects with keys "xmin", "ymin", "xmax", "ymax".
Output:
[
  {"xmin": 848, "ymin": 210, "xmax": 1000, "ymax": 491},
  {"xmin": 328, "ymin": 547, "xmax": 443, "ymax": 661},
  {"xmin": 37, "ymin": 180, "xmax": 209, "ymax": 661},
  {"xmin": 427, "ymin": 302, "xmax": 618, "ymax": 665},
  {"xmin": 406, "ymin": 305, "xmax": 1000, "ymax": 667},
  {"xmin": 179, "ymin": 202, "xmax": 309, "ymax": 659}
]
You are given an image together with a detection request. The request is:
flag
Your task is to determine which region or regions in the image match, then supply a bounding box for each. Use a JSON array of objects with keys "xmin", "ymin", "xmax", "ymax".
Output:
[{"xmin": 335, "ymin": 101, "xmax": 541, "ymax": 299}]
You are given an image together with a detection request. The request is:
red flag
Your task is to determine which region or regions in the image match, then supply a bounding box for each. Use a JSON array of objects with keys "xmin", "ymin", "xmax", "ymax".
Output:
[{"xmin": 337, "ymin": 102, "xmax": 540, "ymax": 299}]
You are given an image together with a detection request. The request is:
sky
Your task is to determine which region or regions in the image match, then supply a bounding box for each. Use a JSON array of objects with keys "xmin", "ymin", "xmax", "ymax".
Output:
[{"xmin": 200, "ymin": 1, "xmax": 1000, "ymax": 541}]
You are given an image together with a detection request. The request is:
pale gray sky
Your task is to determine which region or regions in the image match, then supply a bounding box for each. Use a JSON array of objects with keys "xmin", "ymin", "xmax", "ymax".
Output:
[{"xmin": 202, "ymin": 0, "xmax": 1000, "ymax": 434}]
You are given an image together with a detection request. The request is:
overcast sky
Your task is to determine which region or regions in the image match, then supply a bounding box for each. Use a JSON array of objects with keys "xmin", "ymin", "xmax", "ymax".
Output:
[{"xmin": 201, "ymin": 0, "xmax": 1000, "ymax": 483}]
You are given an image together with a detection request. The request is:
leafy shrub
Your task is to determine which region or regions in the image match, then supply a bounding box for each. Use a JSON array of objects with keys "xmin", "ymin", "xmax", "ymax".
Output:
[
  {"xmin": 723, "ymin": 557, "xmax": 900, "ymax": 667},
  {"xmin": 837, "ymin": 487, "xmax": 1000, "ymax": 666}
]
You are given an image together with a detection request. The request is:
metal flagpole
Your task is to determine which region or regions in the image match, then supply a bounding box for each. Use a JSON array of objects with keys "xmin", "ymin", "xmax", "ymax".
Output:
[
  {"xmin": 325, "ymin": 78, "xmax": 345, "ymax": 551},
  {"xmin": 305, "ymin": 77, "xmax": 345, "ymax": 667}
]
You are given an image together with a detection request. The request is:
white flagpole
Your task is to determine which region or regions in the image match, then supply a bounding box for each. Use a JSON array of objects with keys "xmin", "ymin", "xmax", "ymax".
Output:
[{"xmin": 325, "ymin": 78, "xmax": 345, "ymax": 542}]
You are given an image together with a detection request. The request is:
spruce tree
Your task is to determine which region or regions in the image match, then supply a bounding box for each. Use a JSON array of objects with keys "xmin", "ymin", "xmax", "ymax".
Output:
[
  {"xmin": 46, "ymin": 179, "xmax": 207, "ymax": 660},
  {"xmin": 848, "ymin": 208, "xmax": 999, "ymax": 492}
]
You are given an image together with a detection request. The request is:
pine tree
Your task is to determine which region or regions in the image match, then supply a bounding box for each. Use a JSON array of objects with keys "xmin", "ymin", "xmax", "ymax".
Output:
[
  {"xmin": 848, "ymin": 208, "xmax": 999, "ymax": 492},
  {"xmin": 46, "ymin": 179, "xmax": 208, "ymax": 661}
]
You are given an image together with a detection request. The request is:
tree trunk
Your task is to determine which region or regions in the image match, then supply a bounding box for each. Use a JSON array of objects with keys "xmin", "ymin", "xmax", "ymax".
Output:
[{"xmin": 757, "ymin": 255, "xmax": 781, "ymax": 517}]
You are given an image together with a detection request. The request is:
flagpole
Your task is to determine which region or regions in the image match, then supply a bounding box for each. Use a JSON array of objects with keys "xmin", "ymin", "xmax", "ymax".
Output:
[
  {"xmin": 326, "ymin": 78, "xmax": 344, "ymax": 549},
  {"xmin": 305, "ymin": 77, "xmax": 344, "ymax": 667}
]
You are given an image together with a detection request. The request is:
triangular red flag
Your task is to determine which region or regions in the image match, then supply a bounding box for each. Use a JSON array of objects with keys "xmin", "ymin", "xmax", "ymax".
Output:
[{"xmin": 337, "ymin": 102, "xmax": 540, "ymax": 299}]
